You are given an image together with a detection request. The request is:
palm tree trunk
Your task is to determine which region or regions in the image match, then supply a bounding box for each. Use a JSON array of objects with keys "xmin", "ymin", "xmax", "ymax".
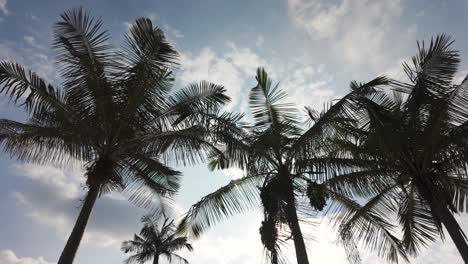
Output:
[
  {"xmin": 271, "ymin": 251, "xmax": 278, "ymax": 264},
  {"xmin": 284, "ymin": 178, "xmax": 309, "ymax": 264},
  {"xmin": 434, "ymin": 204, "xmax": 468, "ymax": 263},
  {"xmin": 419, "ymin": 178, "xmax": 468, "ymax": 263},
  {"xmin": 153, "ymin": 255, "xmax": 159, "ymax": 264},
  {"xmin": 285, "ymin": 201, "xmax": 310, "ymax": 264},
  {"xmin": 57, "ymin": 185, "xmax": 100, "ymax": 264}
]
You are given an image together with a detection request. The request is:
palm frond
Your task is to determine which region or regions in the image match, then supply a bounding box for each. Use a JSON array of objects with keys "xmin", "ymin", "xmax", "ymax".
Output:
[
  {"xmin": 249, "ymin": 67, "xmax": 297, "ymax": 131},
  {"xmin": 167, "ymin": 81, "xmax": 230, "ymax": 125},
  {"xmin": 0, "ymin": 62, "xmax": 68, "ymax": 117},
  {"xmin": 291, "ymin": 76, "xmax": 390, "ymax": 159},
  {"xmin": 399, "ymin": 34, "xmax": 459, "ymax": 91},
  {"xmin": 329, "ymin": 187, "xmax": 408, "ymax": 263},
  {"xmin": 177, "ymin": 174, "xmax": 263, "ymax": 238},
  {"xmin": 165, "ymin": 237, "xmax": 193, "ymax": 252},
  {"xmin": 120, "ymin": 156, "xmax": 181, "ymax": 209},
  {"xmin": 164, "ymin": 253, "xmax": 189, "ymax": 264},
  {"xmin": 448, "ymin": 75, "xmax": 468, "ymax": 126},
  {"xmin": 0, "ymin": 118, "xmax": 92, "ymax": 166},
  {"xmin": 54, "ymin": 7, "xmax": 114, "ymax": 122},
  {"xmin": 116, "ymin": 17, "xmax": 178, "ymax": 124},
  {"xmin": 122, "ymin": 17, "xmax": 178, "ymax": 71},
  {"xmin": 398, "ymin": 185, "xmax": 442, "ymax": 255}
]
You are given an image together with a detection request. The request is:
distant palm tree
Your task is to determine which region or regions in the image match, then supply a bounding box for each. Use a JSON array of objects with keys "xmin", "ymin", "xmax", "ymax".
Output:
[
  {"xmin": 178, "ymin": 68, "xmax": 407, "ymax": 264},
  {"xmin": 334, "ymin": 35, "xmax": 468, "ymax": 263},
  {"xmin": 122, "ymin": 215, "xmax": 193, "ymax": 264},
  {"xmin": 0, "ymin": 8, "xmax": 230, "ymax": 264}
]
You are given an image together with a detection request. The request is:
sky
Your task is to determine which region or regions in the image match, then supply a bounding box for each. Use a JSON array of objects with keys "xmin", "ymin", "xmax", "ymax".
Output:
[{"xmin": 1, "ymin": 0, "xmax": 468, "ymax": 263}]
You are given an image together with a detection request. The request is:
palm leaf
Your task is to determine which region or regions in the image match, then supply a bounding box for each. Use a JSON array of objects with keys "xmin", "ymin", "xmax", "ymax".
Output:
[
  {"xmin": 177, "ymin": 174, "xmax": 263, "ymax": 238},
  {"xmin": 0, "ymin": 62, "xmax": 68, "ymax": 118},
  {"xmin": 329, "ymin": 187, "xmax": 408, "ymax": 263},
  {"xmin": 249, "ymin": 67, "xmax": 297, "ymax": 131}
]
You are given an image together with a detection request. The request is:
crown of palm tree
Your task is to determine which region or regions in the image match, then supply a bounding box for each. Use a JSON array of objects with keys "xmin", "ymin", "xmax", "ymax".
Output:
[
  {"xmin": 0, "ymin": 7, "xmax": 237, "ymax": 263},
  {"xmin": 329, "ymin": 34, "xmax": 468, "ymax": 263},
  {"xmin": 122, "ymin": 215, "xmax": 193, "ymax": 264}
]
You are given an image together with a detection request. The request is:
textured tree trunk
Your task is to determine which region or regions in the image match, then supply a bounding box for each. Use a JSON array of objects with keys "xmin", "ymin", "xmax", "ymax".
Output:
[
  {"xmin": 285, "ymin": 199, "xmax": 310, "ymax": 264},
  {"xmin": 281, "ymin": 166, "xmax": 309, "ymax": 264},
  {"xmin": 153, "ymin": 255, "xmax": 159, "ymax": 264},
  {"xmin": 418, "ymin": 176, "xmax": 468, "ymax": 264},
  {"xmin": 57, "ymin": 185, "xmax": 100, "ymax": 264},
  {"xmin": 435, "ymin": 203, "xmax": 468, "ymax": 263},
  {"xmin": 271, "ymin": 251, "xmax": 278, "ymax": 264}
]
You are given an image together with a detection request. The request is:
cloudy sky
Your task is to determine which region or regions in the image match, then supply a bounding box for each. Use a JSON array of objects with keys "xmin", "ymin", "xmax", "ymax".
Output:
[{"xmin": 1, "ymin": 0, "xmax": 468, "ymax": 263}]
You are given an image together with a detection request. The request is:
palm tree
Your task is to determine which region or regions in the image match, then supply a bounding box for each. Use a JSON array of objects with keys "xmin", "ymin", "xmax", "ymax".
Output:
[
  {"xmin": 178, "ymin": 68, "xmax": 407, "ymax": 264},
  {"xmin": 0, "ymin": 8, "xmax": 230, "ymax": 264},
  {"xmin": 122, "ymin": 215, "xmax": 193, "ymax": 264},
  {"xmin": 333, "ymin": 35, "xmax": 468, "ymax": 262}
]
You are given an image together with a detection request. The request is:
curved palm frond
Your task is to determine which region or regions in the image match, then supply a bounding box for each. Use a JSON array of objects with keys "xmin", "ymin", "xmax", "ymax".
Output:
[
  {"xmin": 328, "ymin": 187, "xmax": 408, "ymax": 263},
  {"xmin": 117, "ymin": 17, "xmax": 178, "ymax": 124},
  {"xmin": 54, "ymin": 7, "xmax": 114, "ymax": 121},
  {"xmin": 0, "ymin": 62, "xmax": 68, "ymax": 118},
  {"xmin": 178, "ymin": 174, "xmax": 263, "ymax": 238},
  {"xmin": 398, "ymin": 185, "xmax": 442, "ymax": 255},
  {"xmin": 0, "ymin": 118, "xmax": 92, "ymax": 165},
  {"xmin": 292, "ymin": 76, "xmax": 389, "ymax": 155},
  {"xmin": 249, "ymin": 67, "xmax": 297, "ymax": 131},
  {"xmin": 164, "ymin": 252, "xmax": 190, "ymax": 264},
  {"xmin": 167, "ymin": 81, "xmax": 230, "ymax": 125}
]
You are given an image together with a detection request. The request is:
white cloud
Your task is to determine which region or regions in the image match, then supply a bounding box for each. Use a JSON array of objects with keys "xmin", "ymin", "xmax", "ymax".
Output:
[
  {"xmin": 287, "ymin": 0, "xmax": 414, "ymax": 68},
  {"xmin": 283, "ymin": 64, "xmax": 336, "ymax": 111},
  {"xmin": 13, "ymin": 164, "xmax": 82, "ymax": 199},
  {"xmin": 288, "ymin": 0, "xmax": 349, "ymax": 39},
  {"xmin": 0, "ymin": 41, "xmax": 59, "ymax": 84},
  {"xmin": 380, "ymin": 58, "xmax": 410, "ymax": 82},
  {"xmin": 0, "ymin": 250, "xmax": 53, "ymax": 264},
  {"xmin": 179, "ymin": 43, "xmax": 266, "ymax": 112},
  {"xmin": 221, "ymin": 167, "xmax": 245, "ymax": 179},
  {"xmin": 164, "ymin": 24, "xmax": 184, "ymax": 39},
  {"xmin": 0, "ymin": 0, "xmax": 8, "ymax": 16},
  {"xmin": 179, "ymin": 42, "xmax": 336, "ymax": 114},
  {"xmin": 187, "ymin": 220, "xmax": 264, "ymax": 264},
  {"xmin": 225, "ymin": 42, "xmax": 266, "ymax": 76}
]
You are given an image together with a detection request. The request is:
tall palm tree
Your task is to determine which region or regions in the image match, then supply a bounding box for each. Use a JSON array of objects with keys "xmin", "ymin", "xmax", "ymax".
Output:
[
  {"xmin": 334, "ymin": 35, "xmax": 468, "ymax": 262},
  {"xmin": 0, "ymin": 8, "xmax": 230, "ymax": 264},
  {"xmin": 122, "ymin": 215, "xmax": 193, "ymax": 264},
  {"xmin": 178, "ymin": 68, "xmax": 407, "ymax": 264}
]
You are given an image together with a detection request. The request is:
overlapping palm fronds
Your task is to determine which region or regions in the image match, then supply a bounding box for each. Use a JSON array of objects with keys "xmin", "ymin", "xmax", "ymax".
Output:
[
  {"xmin": 178, "ymin": 67, "xmax": 407, "ymax": 264},
  {"xmin": 122, "ymin": 215, "xmax": 193, "ymax": 264},
  {"xmin": 0, "ymin": 7, "xmax": 230, "ymax": 264}
]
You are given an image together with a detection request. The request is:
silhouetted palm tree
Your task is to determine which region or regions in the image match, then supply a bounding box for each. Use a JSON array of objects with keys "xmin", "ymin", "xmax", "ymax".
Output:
[
  {"xmin": 0, "ymin": 8, "xmax": 230, "ymax": 264},
  {"xmin": 333, "ymin": 35, "xmax": 468, "ymax": 263},
  {"xmin": 178, "ymin": 68, "xmax": 406, "ymax": 264},
  {"xmin": 122, "ymin": 215, "xmax": 193, "ymax": 264}
]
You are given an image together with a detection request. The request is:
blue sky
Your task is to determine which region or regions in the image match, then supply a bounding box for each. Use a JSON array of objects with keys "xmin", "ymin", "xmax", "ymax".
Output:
[{"xmin": 1, "ymin": 0, "xmax": 468, "ymax": 263}]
